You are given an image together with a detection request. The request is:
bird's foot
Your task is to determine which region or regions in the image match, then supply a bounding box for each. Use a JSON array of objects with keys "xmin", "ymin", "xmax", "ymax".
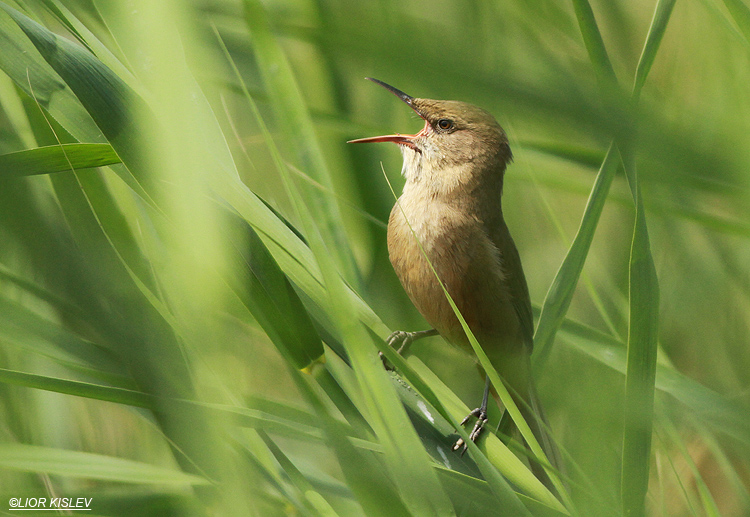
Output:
[
  {"xmin": 452, "ymin": 406, "xmax": 489, "ymax": 455},
  {"xmin": 380, "ymin": 329, "xmax": 437, "ymax": 370},
  {"xmin": 380, "ymin": 331, "xmax": 414, "ymax": 371}
]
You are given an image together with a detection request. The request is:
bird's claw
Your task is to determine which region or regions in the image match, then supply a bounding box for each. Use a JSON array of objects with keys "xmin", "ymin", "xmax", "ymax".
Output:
[
  {"xmin": 453, "ymin": 407, "xmax": 489, "ymax": 455},
  {"xmin": 380, "ymin": 331, "xmax": 416, "ymax": 370},
  {"xmin": 386, "ymin": 330, "xmax": 414, "ymax": 353},
  {"xmin": 381, "ymin": 329, "xmax": 438, "ymax": 370}
]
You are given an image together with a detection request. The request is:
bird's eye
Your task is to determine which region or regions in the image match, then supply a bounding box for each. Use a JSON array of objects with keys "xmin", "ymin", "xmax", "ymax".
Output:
[{"xmin": 437, "ymin": 119, "xmax": 453, "ymax": 131}]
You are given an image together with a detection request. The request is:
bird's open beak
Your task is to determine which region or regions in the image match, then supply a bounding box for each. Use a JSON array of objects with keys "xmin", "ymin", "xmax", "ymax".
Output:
[{"xmin": 347, "ymin": 78, "xmax": 427, "ymax": 151}]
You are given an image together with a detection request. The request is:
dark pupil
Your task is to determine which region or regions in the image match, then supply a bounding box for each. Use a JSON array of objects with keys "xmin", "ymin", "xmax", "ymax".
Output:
[{"xmin": 438, "ymin": 119, "xmax": 452, "ymax": 130}]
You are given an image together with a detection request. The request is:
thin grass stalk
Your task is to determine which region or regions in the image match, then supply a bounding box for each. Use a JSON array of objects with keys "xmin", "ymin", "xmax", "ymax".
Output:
[{"xmin": 659, "ymin": 417, "xmax": 721, "ymax": 516}]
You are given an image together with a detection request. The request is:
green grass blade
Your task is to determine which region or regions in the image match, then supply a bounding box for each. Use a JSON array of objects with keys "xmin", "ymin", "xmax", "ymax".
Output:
[
  {"xmin": 243, "ymin": 0, "xmax": 358, "ymax": 285},
  {"xmin": 0, "ymin": 143, "xmax": 120, "ymax": 177},
  {"xmin": 0, "ymin": 2, "xmax": 154, "ymax": 202},
  {"xmin": 570, "ymin": 0, "xmax": 617, "ymax": 85},
  {"xmin": 555, "ymin": 316, "xmax": 750, "ymax": 445},
  {"xmin": 633, "ymin": 0, "xmax": 677, "ymax": 99},
  {"xmin": 0, "ymin": 261, "xmax": 88, "ymax": 323},
  {"xmin": 41, "ymin": 0, "xmax": 141, "ymax": 91},
  {"xmin": 286, "ymin": 353, "xmax": 415, "ymax": 516},
  {"xmin": 257, "ymin": 431, "xmax": 341, "ymax": 516},
  {"xmin": 533, "ymin": 0, "xmax": 622, "ymax": 371},
  {"xmin": 533, "ymin": 142, "xmax": 620, "ymax": 370},
  {"xmin": 408, "ymin": 358, "xmax": 564, "ymax": 513},
  {"xmin": 0, "ymin": 367, "xmax": 376, "ymax": 449},
  {"xmin": 225, "ymin": 214, "xmax": 324, "ymax": 369},
  {"xmin": 212, "ymin": 24, "xmax": 391, "ymax": 348},
  {"xmin": 660, "ymin": 417, "xmax": 721, "ymax": 517},
  {"xmin": 723, "ymin": 0, "xmax": 750, "ymax": 43},
  {"xmin": 212, "ymin": 26, "xmax": 392, "ymax": 349},
  {"xmin": 0, "ymin": 443, "xmax": 209, "ymax": 485},
  {"xmin": 437, "ymin": 467, "xmax": 568, "ymax": 517},
  {"xmin": 0, "ymin": 296, "xmax": 121, "ymax": 373},
  {"xmin": 366, "ymin": 337, "xmax": 561, "ymax": 510},
  {"xmin": 226, "ymin": 18, "xmax": 454, "ymax": 513},
  {"xmin": 619, "ymin": 148, "xmax": 660, "ymax": 517},
  {"xmin": 0, "ymin": 6, "xmax": 99, "ymax": 140},
  {"xmin": 620, "ymin": 1, "xmax": 675, "ymax": 513},
  {"xmin": 535, "ymin": 0, "xmax": 675, "ymax": 371},
  {"xmin": 697, "ymin": 421, "xmax": 750, "ymax": 509}
]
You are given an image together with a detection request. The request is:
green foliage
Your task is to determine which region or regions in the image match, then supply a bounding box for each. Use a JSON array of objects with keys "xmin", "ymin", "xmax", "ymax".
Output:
[{"xmin": 0, "ymin": 0, "xmax": 747, "ymax": 515}]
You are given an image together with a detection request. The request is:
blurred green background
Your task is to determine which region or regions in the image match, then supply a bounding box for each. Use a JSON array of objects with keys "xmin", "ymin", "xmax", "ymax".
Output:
[{"xmin": 0, "ymin": 0, "xmax": 748, "ymax": 515}]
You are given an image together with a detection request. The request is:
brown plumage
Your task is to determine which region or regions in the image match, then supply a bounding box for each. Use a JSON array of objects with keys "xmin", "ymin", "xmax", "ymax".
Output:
[{"xmin": 349, "ymin": 78, "xmax": 558, "ymax": 490}]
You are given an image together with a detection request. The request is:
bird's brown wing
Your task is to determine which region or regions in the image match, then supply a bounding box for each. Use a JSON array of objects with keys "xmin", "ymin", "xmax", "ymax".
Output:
[
  {"xmin": 505, "ymin": 238, "xmax": 534, "ymax": 352},
  {"xmin": 491, "ymin": 219, "xmax": 535, "ymax": 352}
]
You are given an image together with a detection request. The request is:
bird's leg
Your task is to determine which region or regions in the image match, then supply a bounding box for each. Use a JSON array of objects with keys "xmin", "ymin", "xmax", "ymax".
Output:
[
  {"xmin": 381, "ymin": 329, "xmax": 438, "ymax": 369},
  {"xmin": 453, "ymin": 376, "xmax": 491, "ymax": 454},
  {"xmin": 387, "ymin": 328, "xmax": 438, "ymax": 354}
]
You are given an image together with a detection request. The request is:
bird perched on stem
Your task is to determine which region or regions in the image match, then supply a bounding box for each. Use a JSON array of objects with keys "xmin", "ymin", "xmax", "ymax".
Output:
[{"xmin": 349, "ymin": 78, "xmax": 559, "ymax": 490}]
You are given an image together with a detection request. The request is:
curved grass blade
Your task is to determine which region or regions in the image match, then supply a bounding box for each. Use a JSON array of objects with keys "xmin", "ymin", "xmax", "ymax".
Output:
[
  {"xmin": 0, "ymin": 143, "xmax": 120, "ymax": 177},
  {"xmin": 284, "ymin": 352, "xmax": 416, "ymax": 516},
  {"xmin": 257, "ymin": 431, "xmax": 341, "ymax": 516},
  {"xmin": 0, "ymin": 7, "xmax": 98, "ymax": 140},
  {"xmin": 0, "ymin": 2, "xmax": 154, "ymax": 203},
  {"xmin": 407, "ymin": 358, "xmax": 565, "ymax": 514},
  {"xmin": 0, "ymin": 443, "xmax": 209, "ymax": 485},
  {"xmin": 243, "ymin": 0, "xmax": 358, "ymax": 285},
  {"xmin": 0, "ymin": 367, "xmax": 372, "ymax": 449},
  {"xmin": 224, "ymin": 213, "xmax": 324, "ymax": 369},
  {"xmin": 212, "ymin": 26, "xmax": 393, "ymax": 351},
  {"xmin": 0, "ymin": 296, "xmax": 121, "ymax": 374},
  {"xmin": 535, "ymin": 0, "xmax": 672, "ymax": 370},
  {"xmin": 0, "ymin": 262, "xmax": 88, "ymax": 322},
  {"xmin": 554, "ymin": 315, "xmax": 750, "ymax": 445},
  {"xmin": 231, "ymin": 431, "xmax": 329, "ymax": 515},
  {"xmin": 696, "ymin": 420, "xmax": 750, "ymax": 509},
  {"xmin": 533, "ymin": 0, "xmax": 623, "ymax": 371},
  {"xmin": 659, "ymin": 416, "xmax": 721, "ymax": 516},
  {"xmin": 41, "ymin": 0, "xmax": 141, "ymax": 91}
]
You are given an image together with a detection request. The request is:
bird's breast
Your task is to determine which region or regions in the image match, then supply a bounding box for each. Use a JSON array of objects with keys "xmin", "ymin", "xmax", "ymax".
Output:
[{"xmin": 387, "ymin": 189, "xmax": 517, "ymax": 351}]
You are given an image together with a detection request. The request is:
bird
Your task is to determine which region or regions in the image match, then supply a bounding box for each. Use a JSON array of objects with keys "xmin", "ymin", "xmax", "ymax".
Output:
[{"xmin": 349, "ymin": 78, "xmax": 559, "ymax": 489}]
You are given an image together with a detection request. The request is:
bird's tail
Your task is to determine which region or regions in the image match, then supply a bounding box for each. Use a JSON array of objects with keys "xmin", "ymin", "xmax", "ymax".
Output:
[
  {"xmin": 496, "ymin": 379, "xmax": 562, "ymax": 495},
  {"xmin": 522, "ymin": 381, "xmax": 563, "ymax": 494}
]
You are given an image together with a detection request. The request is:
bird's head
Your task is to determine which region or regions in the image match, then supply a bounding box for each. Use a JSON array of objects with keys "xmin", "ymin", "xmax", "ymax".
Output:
[{"xmin": 349, "ymin": 78, "xmax": 512, "ymax": 183}]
